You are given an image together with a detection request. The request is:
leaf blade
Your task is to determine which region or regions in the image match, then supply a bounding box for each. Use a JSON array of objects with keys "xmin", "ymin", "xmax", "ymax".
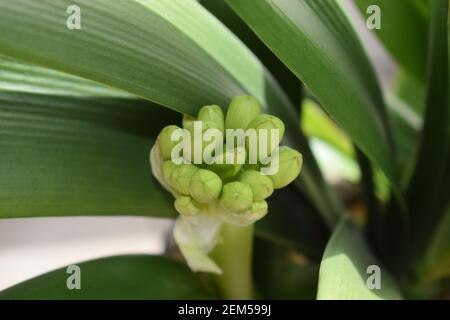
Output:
[
  {"xmin": 227, "ymin": 0, "xmax": 397, "ymax": 185},
  {"xmin": 0, "ymin": 255, "xmax": 214, "ymax": 299},
  {"xmin": 317, "ymin": 218, "xmax": 402, "ymax": 300}
]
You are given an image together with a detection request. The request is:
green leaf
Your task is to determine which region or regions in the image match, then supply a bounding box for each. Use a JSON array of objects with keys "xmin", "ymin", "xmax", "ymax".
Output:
[
  {"xmin": 421, "ymin": 206, "xmax": 450, "ymax": 285},
  {"xmin": 199, "ymin": 0, "xmax": 302, "ymax": 107},
  {"xmin": 317, "ymin": 218, "xmax": 402, "ymax": 300},
  {"xmin": 301, "ymin": 99, "xmax": 354, "ymax": 159},
  {"xmin": 354, "ymin": 0, "xmax": 429, "ymax": 82},
  {"xmin": 257, "ymin": 185, "xmax": 329, "ymax": 260},
  {"xmin": 0, "ymin": 64, "xmax": 178, "ymax": 218},
  {"xmin": 406, "ymin": 0, "xmax": 449, "ymax": 256},
  {"xmin": 253, "ymin": 238, "xmax": 318, "ymax": 300},
  {"xmin": 0, "ymin": 255, "xmax": 214, "ymax": 299},
  {"xmin": 0, "ymin": 0, "xmax": 343, "ymax": 226},
  {"xmin": 227, "ymin": 0, "xmax": 397, "ymax": 187}
]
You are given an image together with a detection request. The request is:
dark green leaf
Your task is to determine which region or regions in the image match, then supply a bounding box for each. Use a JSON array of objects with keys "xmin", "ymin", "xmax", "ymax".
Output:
[
  {"xmin": 0, "ymin": 90, "xmax": 177, "ymax": 218},
  {"xmin": 0, "ymin": 255, "xmax": 214, "ymax": 299},
  {"xmin": 406, "ymin": 0, "xmax": 449, "ymax": 260},
  {"xmin": 257, "ymin": 185, "xmax": 329, "ymax": 260},
  {"xmin": 227, "ymin": 0, "xmax": 397, "ymax": 188},
  {"xmin": 253, "ymin": 238, "xmax": 318, "ymax": 300}
]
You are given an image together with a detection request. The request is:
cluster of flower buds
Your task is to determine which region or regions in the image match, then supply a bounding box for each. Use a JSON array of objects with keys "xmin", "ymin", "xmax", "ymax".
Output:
[{"xmin": 151, "ymin": 95, "xmax": 303, "ymax": 226}]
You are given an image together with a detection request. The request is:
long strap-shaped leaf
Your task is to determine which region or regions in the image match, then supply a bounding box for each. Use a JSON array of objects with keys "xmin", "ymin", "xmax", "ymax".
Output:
[
  {"xmin": 0, "ymin": 0, "xmax": 343, "ymax": 225},
  {"xmin": 317, "ymin": 218, "xmax": 402, "ymax": 300},
  {"xmin": 0, "ymin": 255, "xmax": 214, "ymax": 299},
  {"xmin": 227, "ymin": 0, "xmax": 397, "ymax": 186},
  {"xmin": 406, "ymin": 0, "xmax": 449, "ymax": 258}
]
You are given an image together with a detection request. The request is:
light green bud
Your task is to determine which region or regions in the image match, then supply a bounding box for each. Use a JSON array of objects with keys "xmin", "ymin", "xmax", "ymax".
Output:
[
  {"xmin": 182, "ymin": 114, "xmax": 195, "ymax": 129},
  {"xmin": 158, "ymin": 125, "xmax": 182, "ymax": 160},
  {"xmin": 225, "ymin": 95, "xmax": 261, "ymax": 130},
  {"xmin": 220, "ymin": 181, "xmax": 253, "ymax": 213},
  {"xmin": 251, "ymin": 200, "xmax": 268, "ymax": 217},
  {"xmin": 198, "ymin": 105, "xmax": 224, "ymax": 133},
  {"xmin": 171, "ymin": 163, "xmax": 199, "ymax": 195},
  {"xmin": 269, "ymin": 146, "xmax": 303, "ymax": 189},
  {"xmin": 174, "ymin": 196, "xmax": 202, "ymax": 216},
  {"xmin": 239, "ymin": 170, "xmax": 274, "ymax": 200},
  {"xmin": 246, "ymin": 114, "xmax": 285, "ymax": 156},
  {"xmin": 209, "ymin": 147, "xmax": 245, "ymax": 181},
  {"xmin": 190, "ymin": 169, "xmax": 222, "ymax": 203},
  {"xmin": 162, "ymin": 160, "xmax": 179, "ymax": 187}
]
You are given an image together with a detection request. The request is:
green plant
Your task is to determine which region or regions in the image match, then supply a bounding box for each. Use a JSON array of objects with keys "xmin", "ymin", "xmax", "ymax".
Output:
[{"xmin": 0, "ymin": 0, "xmax": 449, "ymax": 300}]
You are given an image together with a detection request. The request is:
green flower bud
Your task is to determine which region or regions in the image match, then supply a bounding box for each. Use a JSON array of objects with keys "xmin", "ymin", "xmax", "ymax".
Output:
[
  {"xmin": 190, "ymin": 169, "xmax": 222, "ymax": 203},
  {"xmin": 162, "ymin": 160, "xmax": 179, "ymax": 186},
  {"xmin": 209, "ymin": 147, "xmax": 245, "ymax": 181},
  {"xmin": 225, "ymin": 95, "xmax": 261, "ymax": 130},
  {"xmin": 158, "ymin": 125, "xmax": 182, "ymax": 160},
  {"xmin": 171, "ymin": 163, "xmax": 199, "ymax": 195},
  {"xmin": 269, "ymin": 146, "xmax": 303, "ymax": 189},
  {"xmin": 246, "ymin": 114, "xmax": 285, "ymax": 157},
  {"xmin": 251, "ymin": 200, "xmax": 268, "ymax": 218},
  {"xmin": 239, "ymin": 170, "xmax": 274, "ymax": 200},
  {"xmin": 174, "ymin": 196, "xmax": 202, "ymax": 216},
  {"xmin": 198, "ymin": 105, "xmax": 224, "ymax": 133},
  {"xmin": 220, "ymin": 181, "xmax": 253, "ymax": 213},
  {"xmin": 182, "ymin": 114, "xmax": 195, "ymax": 129}
]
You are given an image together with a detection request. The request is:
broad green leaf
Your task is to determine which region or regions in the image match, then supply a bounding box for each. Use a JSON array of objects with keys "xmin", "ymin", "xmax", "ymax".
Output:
[
  {"xmin": 317, "ymin": 218, "xmax": 402, "ymax": 300},
  {"xmin": 0, "ymin": 0, "xmax": 343, "ymax": 226},
  {"xmin": 354, "ymin": 0, "xmax": 429, "ymax": 82},
  {"xmin": 253, "ymin": 238, "xmax": 318, "ymax": 299},
  {"xmin": 0, "ymin": 90, "xmax": 177, "ymax": 218},
  {"xmin": 227, "ymin": 0, "xmax": 397, "ymax": 187},
  {"xmin": 0, "ymin": 57, "xmax": 130, "ymax": 98},
  {"xmin": 0, "ymin": 255, "xmax": 214, "ymax": 299},
  {"xmin": 406, "ymin": 0, "xmax": 449, "ymax": 256}
]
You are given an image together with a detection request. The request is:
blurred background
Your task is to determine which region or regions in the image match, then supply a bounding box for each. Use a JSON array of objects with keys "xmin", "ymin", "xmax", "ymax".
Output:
[{"xmin": 0, "ymin": 0, "xmax": 397, "ymax": 290}]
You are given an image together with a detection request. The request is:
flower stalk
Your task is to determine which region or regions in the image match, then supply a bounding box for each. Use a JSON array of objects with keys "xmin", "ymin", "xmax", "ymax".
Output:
[{"xmin": 210, "ymin": 223, "xmax": 254, "ymax": 300}]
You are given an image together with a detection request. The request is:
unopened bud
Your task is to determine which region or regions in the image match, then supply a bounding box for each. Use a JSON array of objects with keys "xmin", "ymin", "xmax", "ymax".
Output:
[
  {"xmin": 251, "ymin": 200, "xmax": 268, "ymax": 219},
  {"xmin": 239, "ymin": 170, "xmax": 274, "ymax": 200},
  {"xmin": 225, "ymin": 95, "xmax": 261, "ymax": 130},
  {"xmin": 269, "ymin": 146, "xmax": 303, "ymax": 189},
  {"xmin": 158, "ymin": 125, "xmax": 182, "ymax": 160},
  {"xmin": 247, "ymin": 114, "xmax": 285, "ymax": 157},
  {"xmin": 209, "ymin": 147, "xmax": 245, "ymax": 181},
  {"xmin": 220, "ymin": 181, "xmax": 253, "ymax": 213},
  {"xmin": 162, "ymin": 160, "xmax": 179, "ymax": 187},
  {"xmin": 174, "ymin": 196, "xmax": 202, "ymax": 216},
  {"xmin": 198, "ymin": 105, "xmax": 224, "ymax": 133},
  {"xmin": 171, "ymin": 163, "xmax": 199, "ymax": 195},
  {"xmin": 190, "ymin": 169, "xmax": 222, "ymax": 203}
]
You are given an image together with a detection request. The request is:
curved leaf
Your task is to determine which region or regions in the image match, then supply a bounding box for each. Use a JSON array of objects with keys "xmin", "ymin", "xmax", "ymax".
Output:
[
  {"xmin": 317, "ymin": 218, "xmax": 402, "ymax": 300},
  {"xmin": 0, "ymin": 255, "xmax": 214, "ymax": 299},
  {"xmin": 0, "ymin": 64, "xmax": 178, "ymax": 218},
  {"xmin": 227, "ymin": 0, "xmax": 397, "ymax": 186}
]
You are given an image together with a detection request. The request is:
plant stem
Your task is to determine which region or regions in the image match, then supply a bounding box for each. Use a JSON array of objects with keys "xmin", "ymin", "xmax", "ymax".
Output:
[{"xmin": 210, "ymin": 223, "xmax": 254, "ymax": 299}]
